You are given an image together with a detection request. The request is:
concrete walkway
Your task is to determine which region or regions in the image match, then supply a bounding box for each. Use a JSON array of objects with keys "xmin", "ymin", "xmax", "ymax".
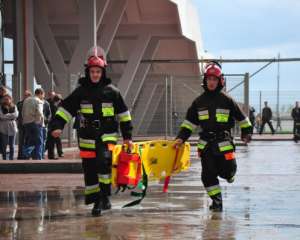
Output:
[{"xmin": 0, "ymin": 141, "xmax": 300, "ymax": 239}]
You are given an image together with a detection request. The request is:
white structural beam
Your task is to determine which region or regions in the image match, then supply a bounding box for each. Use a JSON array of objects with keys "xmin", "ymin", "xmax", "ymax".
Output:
[
  {"xmin": 127, "ymin": 37, "xmax": 160, "ymax": 108},
  {"xmin": 56, "ymin": 39, "xmax": 72, "ymax": 61},
  {"xmin": 117, "ymin": 33, "xmax": 151, "ymax": 98},
  {"xmin": 69, "ymin": 0, "xmax": 99, "ymax": 74},
  {"xmin": 34, "ymin": 1, "xmax": 68, "ymax": 91},
  {"xmin": 107, "ymin": 40, "xmax": 125, "ymax": 74},
  {"xmin": 34, "ymin": 38, "xmax": 51, "ymax": 92},
  {"xmin": 99, "ymin": 0, "xmax": 128, "ymax": 53},
  {"xmin": 96, "ymin": 0, "xmax": 111, "ymax": 30}
]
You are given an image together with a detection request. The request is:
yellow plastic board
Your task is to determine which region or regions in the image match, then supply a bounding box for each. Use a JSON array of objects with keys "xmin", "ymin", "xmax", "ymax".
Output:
[{"xmin": 111, "ymin": 140, "xmax": 190, "ymax": 186}]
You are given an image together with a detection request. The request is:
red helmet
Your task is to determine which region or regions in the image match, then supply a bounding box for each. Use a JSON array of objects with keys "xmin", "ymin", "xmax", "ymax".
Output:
[
  {"xmin": 204, "ymin": 62, "xmax": 225, "ymax": 87},
  {"xmin": 204, "ymin": 63, "xmax": 225, "ymax": 87},
  {"xmin": 204, "ymin": 63, "xmax": 222, "ymax": 79},
  {"xmin": 85, "ymin": 46, "xmax": 107, "ymax": 68},
  {"xmin": 87, "ymin": 56, "xmax": 106, "ymax": 68}
]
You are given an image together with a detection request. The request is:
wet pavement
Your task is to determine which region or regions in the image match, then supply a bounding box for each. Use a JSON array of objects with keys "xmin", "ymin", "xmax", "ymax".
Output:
[{"xmin": 1, "ymin": 141, "xmax": 300, "ymax": 239}]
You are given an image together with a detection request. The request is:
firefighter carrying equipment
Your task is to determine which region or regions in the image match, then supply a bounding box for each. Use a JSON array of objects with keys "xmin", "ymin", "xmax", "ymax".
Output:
[{"xmin": 50, "ymin": 46, "xmax": 133, "ymax": 208}]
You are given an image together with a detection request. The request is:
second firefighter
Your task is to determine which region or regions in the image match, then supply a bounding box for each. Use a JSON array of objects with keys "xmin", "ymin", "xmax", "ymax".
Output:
[{"xmin": 175, "ymin": 62, "xmax": 252, "ymax": 212}]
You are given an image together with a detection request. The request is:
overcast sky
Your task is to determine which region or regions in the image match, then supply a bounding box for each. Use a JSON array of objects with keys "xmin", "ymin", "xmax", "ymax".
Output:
[{"xmin": 193, "ymin": 0, "xmax": 300, "ymax": 108}]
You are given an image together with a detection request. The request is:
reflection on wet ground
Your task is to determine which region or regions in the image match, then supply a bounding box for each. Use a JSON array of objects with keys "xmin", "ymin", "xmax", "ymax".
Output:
[{"xmin": 1, "ymin": 141, "xmax": 300, "ymax": 239}]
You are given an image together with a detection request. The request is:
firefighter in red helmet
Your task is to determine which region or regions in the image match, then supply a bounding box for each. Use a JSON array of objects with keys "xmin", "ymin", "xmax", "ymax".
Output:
[
  {"xmin": 51, "ymin": 46, "xmax": 133, "ymax": 216},
  {"xmin": 174, "ymin": 62, "xmax": 252, "ymax": 212}
]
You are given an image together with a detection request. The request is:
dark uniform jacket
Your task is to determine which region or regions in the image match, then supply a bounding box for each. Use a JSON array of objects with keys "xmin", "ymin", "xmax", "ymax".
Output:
[
  {"xmin": 16, "ymin": 100, "xmax": 24, "ymax": 128},
  {"xmin": 50, "ymin": 76, "xmax": 133, "ymax": 154},
  {"xmin": 262, "ymin": 107, "xmax": 272, "ymax": 121},
  {"xmin": 43, "ymin": 100, "xmax": 52, "ymax": 127},
  {"xmin": 177, "ymin": 91, "xmax": 252, "ymax": 151}
]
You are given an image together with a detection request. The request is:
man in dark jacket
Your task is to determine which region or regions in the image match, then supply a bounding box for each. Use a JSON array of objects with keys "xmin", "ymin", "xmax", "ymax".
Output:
[
  {"xmin": 50, "ymin": 46, "xmax": 133, "ymax": 216},
  {"xmin": 42, "ymin": 99, "xmax": 51, "ymax": 159},
  {"xmin": 291, "ymin": 101, "xmax": 300, "ymax": 142},
  {"xmin": 249, "ymin": 107, "xmax": 255, "ymax": 134},
  {"xmin": 259, "ymin": 101, "xmax": 275, "ymax": 134},
  {"xmin": 46, "ymin": 94, "xmax": 64, "ymax": 159},
  {"xmin": 174, "ymin": 62, "xmax": 252, "ymax": 212}
]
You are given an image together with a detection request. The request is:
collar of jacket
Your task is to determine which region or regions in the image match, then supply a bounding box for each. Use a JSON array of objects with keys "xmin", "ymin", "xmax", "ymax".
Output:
[
  {"xmin": 78, "ymin": 76, "xmax": 112, "ymax": 88},
  {"xmin": 202, "ymin": 85, "xmax": 223, "ymax": 96},
  {"xmin": 202, "ymin": 82, "xmax": 223, "ymax": 94}
]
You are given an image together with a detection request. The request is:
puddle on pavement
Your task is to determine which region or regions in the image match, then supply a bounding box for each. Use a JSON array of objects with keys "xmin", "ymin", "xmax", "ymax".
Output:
[{"xmin": 1, "ymin": 141, "xmax": 300, "ymax": 239}]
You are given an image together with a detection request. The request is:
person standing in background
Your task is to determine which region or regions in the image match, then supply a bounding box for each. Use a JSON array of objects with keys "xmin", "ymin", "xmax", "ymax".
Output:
[
  {"xmin": 42, "ymin": 98, "xmax": 52, "ymax": 159},
  {"xmin": 291, "ymin": 101, "xmax": 300, "ymax": 142},
  {"xmin": 47, "ymin": 94, "xmax": 64, "ymax": 159},
  {"xmin": 16, "ymin": 90, "xmax": 32, "ymax": 159},
  {"xmin": 22, "ymin": 88, "xmax": 45, "ymax": 160},
  {"xmin": 0, "ymin": 86, "xmax": 9, "ymax": 155},
  {"xmin": 259, "ymin": 101, "xmax": 275, "ymax": 134},
  {"xmin": 47, "ymin": 91, "xmax": 56, "ymax": 103},
  {"xmin": 0, "ymin": 95, "xmax": 18, "ymax": 160},
  {"xmin": 249, "ymin": 107, "xmax": 256, "ymax": 134},
  {"xmin": 0, "ymin": 86, "xmax": 8, "ymax": 101}
]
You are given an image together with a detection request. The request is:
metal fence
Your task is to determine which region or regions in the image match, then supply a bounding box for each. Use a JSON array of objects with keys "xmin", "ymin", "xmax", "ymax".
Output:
[
  {"xmin": 2, "ymin": 69, "xmax": 298, "ymax": 142},
  {"xmin": 132, "ymin": 73, "xmax": 250, "ymax": 138},
  {"xmin": 131, "ymin": 75, "xmax": 203, "ymax": 138}
]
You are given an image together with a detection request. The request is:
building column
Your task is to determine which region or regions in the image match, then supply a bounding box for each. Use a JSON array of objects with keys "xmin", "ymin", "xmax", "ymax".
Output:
[{"xmin": 14, "ymin": 0, "xmax": 34, "ymax": 99}]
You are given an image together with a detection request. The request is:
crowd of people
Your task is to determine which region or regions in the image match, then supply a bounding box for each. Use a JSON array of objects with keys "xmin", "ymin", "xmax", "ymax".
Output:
[{"xmin": 0, "ymin": 86, "xmax": 64, "ymax": 160}]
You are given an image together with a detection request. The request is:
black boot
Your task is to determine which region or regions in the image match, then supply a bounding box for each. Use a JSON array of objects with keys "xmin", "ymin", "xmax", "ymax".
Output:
[
  {"xmin": 91, "ymin": 199, "xmax": 102, "ymax": 217},
  {"xmin": 100, "ymin": 183, "xmax": 112, "ymax": 210},
  {"xmin": 209, "ymin": 193, "xmax": 223, "ymax": 212},
  {"xmin": 294, "ymin": 134, "xmax": 299, "ymax": 143},
  {"xmin": 226, "ymin": 176, "xmax": 235, "ymax": 183},
  {"xmin": 101, "ymin": 196, "xmax": 112, "ymax": 210}
]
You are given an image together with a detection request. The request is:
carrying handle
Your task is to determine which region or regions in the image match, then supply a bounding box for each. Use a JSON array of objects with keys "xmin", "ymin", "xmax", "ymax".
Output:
[
  {"xmin": 122, "ymin": 144, "xmax": 132, "ymax": 154},
  {"xmin": 163, "ymin": 146, "xmax": 180, "ymax": 193}
]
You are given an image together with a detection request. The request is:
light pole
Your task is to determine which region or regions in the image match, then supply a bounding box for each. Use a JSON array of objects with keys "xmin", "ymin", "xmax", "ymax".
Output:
[{"xmin": 276, "ymin": 53, "xmax": 281, "ymax": 131}]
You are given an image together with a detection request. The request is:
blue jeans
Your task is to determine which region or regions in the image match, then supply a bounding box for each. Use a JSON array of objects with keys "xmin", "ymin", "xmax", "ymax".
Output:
[
  {"xmin": 0, "ymin": 134, "xmax": 16, "ymax": 160},
  {"xmin": 22, "ymin": 123, "xmax": 43, "ymax": 160},
  {"xmin": 42, "ymin": 127, "xmax": 47, "ymax": 159}
]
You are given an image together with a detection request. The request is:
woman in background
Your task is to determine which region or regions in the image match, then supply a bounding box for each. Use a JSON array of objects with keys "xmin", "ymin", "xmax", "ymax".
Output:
[{"xmin": 0, "ymin": 94, "xmax": 18, "ymax": 160}]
